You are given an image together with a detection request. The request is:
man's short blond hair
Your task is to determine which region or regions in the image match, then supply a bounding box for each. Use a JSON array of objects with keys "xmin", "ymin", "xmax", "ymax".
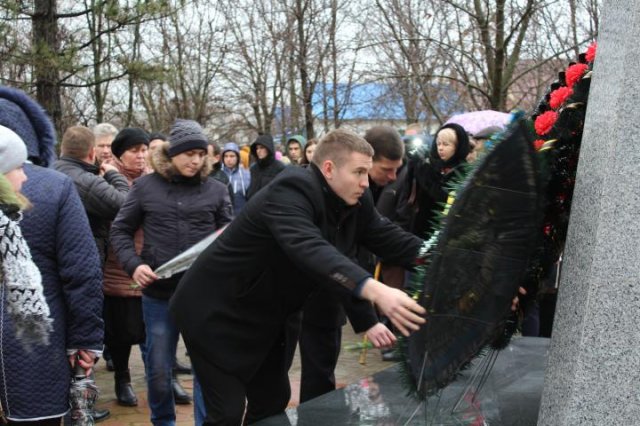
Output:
[
  {"xmin": 61, "ymin": 126, "xmax": 95, "ymax": 159},
  {"xmin": 312, "ymin": 129, "xmax": 374, "ymax": 167}
]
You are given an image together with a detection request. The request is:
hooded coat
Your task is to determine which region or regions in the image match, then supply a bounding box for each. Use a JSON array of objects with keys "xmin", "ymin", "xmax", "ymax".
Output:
[
  {"xmin": 221, "ymin": 142, "xmax": 251, "ymax": 213},
  {"xmin": 170, "ymin": 164, "xmax": 422, "ymax": 382},
  {"xmin": 410, "ymin": 123, "xmax": 470, "ymax": 238},
  {"xmin": 286, "ymin": 135, "xmax": 307, "ymax": 165},
  {"xmin": 246, "ymin": 135, "xmax": 286, "ymax": 199},
  {"xmin": 0, "ymin": 86, "xmax": 104, "ymax": 421},
  {"xmin": 110, "ymin": 142, "xmax": 233, "ymax": 300}
]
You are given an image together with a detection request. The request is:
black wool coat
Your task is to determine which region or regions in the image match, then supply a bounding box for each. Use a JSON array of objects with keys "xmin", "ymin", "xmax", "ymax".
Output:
[
  {"xmin": 302, "ymin": 164, "xmax": 413, "ymax": 329},
  {"xmin": 170, "ymin": 164, "xmax": 422, "ymax": 381}
]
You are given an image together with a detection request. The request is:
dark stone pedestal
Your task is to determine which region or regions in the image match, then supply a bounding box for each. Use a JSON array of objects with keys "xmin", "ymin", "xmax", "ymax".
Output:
[{"xmin": 256, "ymin": 337, "xmax": 549, "ymax": 425}]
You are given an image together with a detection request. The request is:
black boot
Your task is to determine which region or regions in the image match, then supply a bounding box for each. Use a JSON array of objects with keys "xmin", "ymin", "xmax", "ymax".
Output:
[
  {"xmin": 172, "ymin": 370, "xmax": 192, "ymax": 405},
  {"xmin": 92, "ymin": 408, "xmax": 111, "ymax": 423},
  {"xmin": 115, "ymin": 370, "xmax": 138, "ymax": 407}
]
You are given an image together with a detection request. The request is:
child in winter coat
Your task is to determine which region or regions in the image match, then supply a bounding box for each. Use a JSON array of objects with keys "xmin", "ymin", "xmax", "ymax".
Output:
[{"xmin": 410, "ymin": 123, "xmax": 471, "ymax": 238}]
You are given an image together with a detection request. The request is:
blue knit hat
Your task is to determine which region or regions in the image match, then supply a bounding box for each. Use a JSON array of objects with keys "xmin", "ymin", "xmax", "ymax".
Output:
[
  {"xmin": 0, "ymin": 86, "xmax": 57, "ymax": 167},
  {"xmin": 169, "ymin": 119, "xmax": 208, "ymax": 157}
]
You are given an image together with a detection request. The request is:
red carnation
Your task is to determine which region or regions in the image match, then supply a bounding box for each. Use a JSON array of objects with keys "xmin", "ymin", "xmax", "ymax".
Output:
[
  {"xmin": 565, "ymin": 63, "xmax": 588, "ymax": 88},
  {"xmin": 549, "ymin": 86, "xmax": 573, "ymax": 109},
  {"xmin": 534, "ymin": 111, "xmax": 558, "ymax": 136},
  {"xmin": 586, "ymin": 41, "xmax": 597, "ymax": 63},
  {"xmin": 533, "ymin": 139, "xmax": 545, "ymax": 151}
]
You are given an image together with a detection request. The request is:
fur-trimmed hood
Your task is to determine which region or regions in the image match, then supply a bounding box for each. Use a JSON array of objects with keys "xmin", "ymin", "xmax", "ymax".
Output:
[
  {"xmin": 0, "ymin": 86, "xmax": 57, "ymax": 168},
  {"xmin": 151, "ymin": 141, "xmax": 211, "ymax": 181}
]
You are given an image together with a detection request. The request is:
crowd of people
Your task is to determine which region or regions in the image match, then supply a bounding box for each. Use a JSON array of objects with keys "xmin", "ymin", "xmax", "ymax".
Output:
[{"xmin": 0, "ymin": 84, "xmax": 523, "ymax": 426}]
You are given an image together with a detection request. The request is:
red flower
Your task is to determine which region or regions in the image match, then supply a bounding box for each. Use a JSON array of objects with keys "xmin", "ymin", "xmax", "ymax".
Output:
[
  {"xmin": 533, "ymin": 139, "xmax": 545, "ymax": 151},
  {"xmin": 586, "ymin": 41, "xmax": 597, "ymax": 63},
  {"xmin": 549, "ymin": 86, "xmax": 573, "ymax": 109},
  {"xmin": 566, "ymin": 63, "xmax": 588, "ymax": 88},
  {"xmin": 534, "ymin": 111, "xmax": 558, "ymax": 136}
]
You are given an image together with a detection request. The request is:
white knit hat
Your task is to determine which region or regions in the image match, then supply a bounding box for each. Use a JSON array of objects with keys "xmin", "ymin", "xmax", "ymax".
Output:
[{"xmin": 0, "ymin": 125, "xmax": 27, "ymax": 174}]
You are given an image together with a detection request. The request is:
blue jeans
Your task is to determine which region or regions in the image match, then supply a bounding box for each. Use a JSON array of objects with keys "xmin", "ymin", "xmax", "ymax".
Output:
[
  {"xmin": 142, "ymin": 295, "xmax": 180, "ymax": 426},
  {"xmin": 194, "ymin": 376, "xmax": 206, "ymax": 425}
]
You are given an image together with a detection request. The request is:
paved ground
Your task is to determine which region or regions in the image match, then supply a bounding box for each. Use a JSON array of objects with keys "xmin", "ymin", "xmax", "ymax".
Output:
[{"xmin": 93, "ymin": 324, "xmax": 392, "ymax": 425}]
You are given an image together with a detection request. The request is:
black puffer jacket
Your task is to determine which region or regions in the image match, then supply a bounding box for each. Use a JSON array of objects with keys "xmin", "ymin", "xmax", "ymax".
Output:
[
  {"xmin": 246, "ymin": 135, "xmax": 286, "ymax": 199},
  {"xmin": 110, "ymin": 143, "xmax": 233, "ymax": 300},
  {"xmin": 53, "ymin": 156, "xmax": 129, "ymax": 264}
]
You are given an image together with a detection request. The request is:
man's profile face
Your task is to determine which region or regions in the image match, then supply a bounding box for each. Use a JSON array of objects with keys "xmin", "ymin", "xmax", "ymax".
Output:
[
  {"xmin": 369, "ymin": 156, "xmax": 403, "ymax": 187},
  {"xmin": 287, "ymin": 142, "xmax": 302, "ymax": 161},
  {"xmin": 95, "ymin": 135, "xmax": 114, "ymax": 163},
  {"xmin": 325, "ymin": 152, "xmax": 372, "ymax": 206},
  {"xmin": 207, "ymin": 144, "xmax": 221, "ymax": 165}
]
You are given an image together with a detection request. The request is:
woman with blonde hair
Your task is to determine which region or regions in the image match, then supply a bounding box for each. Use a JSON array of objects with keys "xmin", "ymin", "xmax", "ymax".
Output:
[{"xmin": 0, "ymin": 125, "xmax": 58, "ymax": 424}]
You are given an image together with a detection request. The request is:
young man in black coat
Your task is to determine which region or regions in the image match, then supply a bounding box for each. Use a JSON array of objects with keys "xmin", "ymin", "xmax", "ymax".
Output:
[
  {"xmin": 297, "ymin": 125, "xmax": 409, "ymax": 403},
  {"xmin": 170, "ymin": 128, "xmax": 426, "ymax": 425},
  {"xmin": 246, "ymin": 134, "xmax": 285, "ymax": 199}
]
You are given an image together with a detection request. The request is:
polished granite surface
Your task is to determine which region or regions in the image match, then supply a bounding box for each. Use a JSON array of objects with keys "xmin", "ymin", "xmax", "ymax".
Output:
[{"xmin": 256, "ymin": 337, "xmax": 549, "ymax": 425}]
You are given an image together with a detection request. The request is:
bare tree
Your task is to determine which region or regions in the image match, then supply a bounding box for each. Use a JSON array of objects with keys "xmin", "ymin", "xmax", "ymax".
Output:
[
  {"xmin": 368, "ymin": 0, "xmax": 600, "ymax": 124},
  {"xmin": 366, "ymin": 0, "xmax": 453, "ymax": 128},
  {"xmin": 0, "ymin": 0, "xmax": 600, "ymax": 137},
  {"xmin": 217, "ymin": 0, "xmax": 290, "ymax": 136},
  {"xmin": 0, "ymin": 0, "xmax": 169, "ymax": 133}
]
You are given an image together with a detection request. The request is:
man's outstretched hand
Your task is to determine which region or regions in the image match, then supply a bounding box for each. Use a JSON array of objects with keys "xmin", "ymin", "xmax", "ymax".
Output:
[
  {"xmin": 365, "ymin": 322, "xmax": 397, "ymax": 349},
  {"xmin": 360, "ymin": 279, "xmax": 426, "ymax": 337}
]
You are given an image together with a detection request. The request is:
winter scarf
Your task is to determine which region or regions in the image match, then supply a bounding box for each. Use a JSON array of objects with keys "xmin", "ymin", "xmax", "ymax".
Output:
[
  {"xmin": 0, "ymin": 176, "xmax": 52, "ymax": 348},
  {"xmin": 110, "ymin": 155, "xmax": 146, "ymax": 182}
]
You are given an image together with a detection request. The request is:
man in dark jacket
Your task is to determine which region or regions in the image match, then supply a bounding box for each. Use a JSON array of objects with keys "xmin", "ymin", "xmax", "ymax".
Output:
[
  {"xmin": 298, "ymin": 126, "xmax": 409, "ymax": 402},
  {"xmin": 170, "ymin": 128, "xmax": 426, "ymax": 425},
  {"xmin": 246, "ymin": 134, "xmax": 285, "ymax": 199},
  {"xmin": 111, "ymin": 119, "xmax": 232, "ymax": 425},
  {"xmin": 54, "ymin": 126, "xmax": 131, "ymax": 265}
]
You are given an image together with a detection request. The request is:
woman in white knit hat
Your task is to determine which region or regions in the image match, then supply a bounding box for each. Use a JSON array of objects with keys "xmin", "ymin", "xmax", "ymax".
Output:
[{"xmin": 0, "ymin": 125, "xmax": 55, "ymax": 424}]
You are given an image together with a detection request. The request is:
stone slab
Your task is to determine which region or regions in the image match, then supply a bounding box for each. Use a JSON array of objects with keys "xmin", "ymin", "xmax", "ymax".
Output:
[{"xmin": 257, "ymin": 337, "xmax": 549, "ymax": 425}]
